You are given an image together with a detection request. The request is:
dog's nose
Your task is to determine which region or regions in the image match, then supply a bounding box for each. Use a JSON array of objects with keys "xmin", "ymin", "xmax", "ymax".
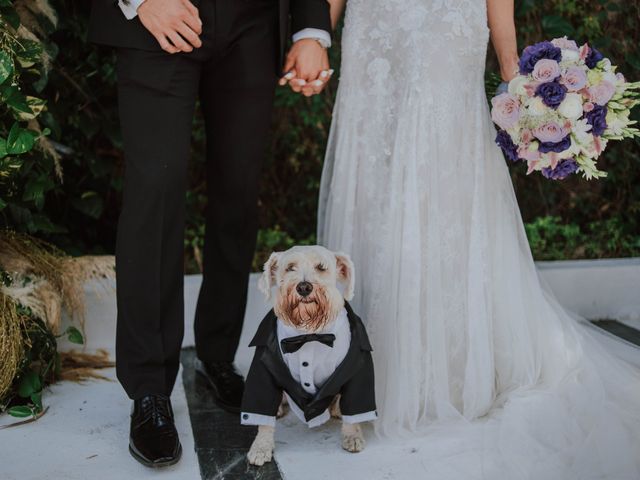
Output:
[{"xmin": 296, "ymin": 281, "xmax": 313, "ymax": 297}]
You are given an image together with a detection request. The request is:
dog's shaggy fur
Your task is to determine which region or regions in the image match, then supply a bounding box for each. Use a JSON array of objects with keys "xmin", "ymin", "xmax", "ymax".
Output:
[{"xmin": 248, "ymin": 246, "xmax": 364, "ymax": 465}]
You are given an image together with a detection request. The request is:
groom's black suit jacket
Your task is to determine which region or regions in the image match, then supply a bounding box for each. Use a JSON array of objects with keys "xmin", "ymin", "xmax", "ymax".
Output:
[{"xmin": 89, "ymin": 0, "xmax": 331, "ymax": 68}]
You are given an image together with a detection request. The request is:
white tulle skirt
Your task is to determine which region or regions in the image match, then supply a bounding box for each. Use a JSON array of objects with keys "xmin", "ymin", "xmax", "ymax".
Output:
[{"xmin": 317, "ymin": 1, "xmax": 640, "ymax": 477}]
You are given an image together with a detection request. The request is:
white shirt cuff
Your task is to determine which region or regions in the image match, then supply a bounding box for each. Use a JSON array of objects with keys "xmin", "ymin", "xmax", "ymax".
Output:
[
  {"xmin": 241, "ymin": 412, "xmax": 276, "ymax": 427},
  {"xmin": 118, "ymin": 0, "xmax": 145, "ymax": 20},
  {"xmin": 292, "ymin": 28, "xmax": 332, "ymax": 48},
  {"xmin": 341, "ymin": 410, "xmax": 378, "ymax": 424}
]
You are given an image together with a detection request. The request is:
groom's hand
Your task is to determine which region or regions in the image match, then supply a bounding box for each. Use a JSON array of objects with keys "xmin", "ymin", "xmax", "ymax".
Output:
[
  {"xmin": 282, "ymin": 39, "xmax": 330, "ymax": 96},
  {"xmin": 138, "ymin": 0, "xmax": 203, "ymax": 54}
]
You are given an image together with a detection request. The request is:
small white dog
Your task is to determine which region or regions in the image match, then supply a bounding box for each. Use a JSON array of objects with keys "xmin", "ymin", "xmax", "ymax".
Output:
[{"xmin": 240, "ymin": 245, "xmax": 377, "ymax": 466}]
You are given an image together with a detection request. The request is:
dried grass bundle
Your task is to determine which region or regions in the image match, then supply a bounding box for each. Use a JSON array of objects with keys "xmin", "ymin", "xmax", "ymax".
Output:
[
  {"xmin": 0, "ymin": 293, "xmax": 29, "ymax": 401},
  {"xmin": 0, "ymin": 232, "xmax": 115, "ymax": 398},
  {"xmin": 0, "ymin": 232, "xmax": 115, "ymax": 333},
  {"xmin": 59, "ymin": 349, "xmax": 115, "ymax": 383}
]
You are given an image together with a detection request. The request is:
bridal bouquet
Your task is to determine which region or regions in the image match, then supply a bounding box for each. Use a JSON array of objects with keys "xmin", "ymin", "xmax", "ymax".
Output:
[{"xmin": 491, "ymin": 37, "xmax": 640, "ymax": 180}]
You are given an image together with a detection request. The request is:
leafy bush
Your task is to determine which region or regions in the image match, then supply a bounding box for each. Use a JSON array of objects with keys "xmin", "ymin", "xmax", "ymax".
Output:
[
  {"xmin": 1, "ymin": 0, "xmax": 639, "ymax": 268},
  {"xmin": 0, "ymin": 0, "xmax": 59, "ymax": 233}
]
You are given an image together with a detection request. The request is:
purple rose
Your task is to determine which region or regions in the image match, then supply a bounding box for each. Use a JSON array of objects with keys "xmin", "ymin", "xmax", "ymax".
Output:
[
  {"xmin": 584, "ymin": 104, "xmax": 608, "ymax": 136},
  {"xmin": 519, "ymin": 41, "xmax": 562, "ymax": 75},
  {"xmin": 538, "ymin": 134, "xmax": 571, "ymax": 154},
  {"xmin": 542, "ymin": 158, "xmax": 579, "ymax": 180},
  {"xmin": 535, "ymin": 81, "xmax": 567, "ymax": 108},
  {"xmin": 495, "ymin": 130, "xmax": 520, "ymax": 162},
  {"xmin": 585, "ymin": 46, "xmax": 604, "ymax": 69}
]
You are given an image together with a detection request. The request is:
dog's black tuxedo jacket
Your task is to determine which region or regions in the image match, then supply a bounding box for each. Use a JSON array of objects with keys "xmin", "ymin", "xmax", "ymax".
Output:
[
  {"xmin": 87, "ymin": 0, "xmax": 332, "ymax": 400},
  {"xmin": 241, "ymin": 302, "xmax": 377, "ymax": 427}
]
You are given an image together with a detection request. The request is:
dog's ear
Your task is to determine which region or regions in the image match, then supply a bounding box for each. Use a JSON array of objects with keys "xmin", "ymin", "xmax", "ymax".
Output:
[
  {"xmin": 258, "ymin": 252, "xmax": 281, "ymax": 301},
  {"xmin": 335, "ymin": 252, "xmax": 355, "ymax": 301}
]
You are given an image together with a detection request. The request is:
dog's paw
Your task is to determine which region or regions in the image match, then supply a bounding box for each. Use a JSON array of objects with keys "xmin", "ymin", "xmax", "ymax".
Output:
[
  {"xmin": 247, "ymin": 429, "xmax": 275, "ymax": 467},
  {"xmin": 341, "ymin": 423, "xmax": 365, "ymax": 453},
  {"xmin": 342, "ymin": 433, "xmax": 365, "ymax": 453},
  {"xmin": 247, "ymin": 443, "xmax": 273, "ymax": 466}
]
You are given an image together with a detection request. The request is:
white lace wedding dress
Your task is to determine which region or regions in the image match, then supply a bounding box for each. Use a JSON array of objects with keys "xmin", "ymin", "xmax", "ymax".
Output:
[{"xmin": 318, "ymin": 0, "xmax": 640, "ymax": 478}]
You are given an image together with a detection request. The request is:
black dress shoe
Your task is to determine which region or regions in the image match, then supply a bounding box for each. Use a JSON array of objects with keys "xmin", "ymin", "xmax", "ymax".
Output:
[
  {"xmin": 129, "ymin": 394, "xmax": 182, "ymax": 468},
  {"xmin": 196, "ymin": 360, "xmax": 244, "ymax": 413}
]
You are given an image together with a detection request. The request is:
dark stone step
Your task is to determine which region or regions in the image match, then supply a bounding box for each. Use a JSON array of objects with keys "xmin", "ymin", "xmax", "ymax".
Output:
[
  {"xmin": 181, "ymin": 348, "xmax": 282, "ymax": 480},
  {"xmin": 590, "ymin": 319, "xmax": 640, "ymax": 347}
]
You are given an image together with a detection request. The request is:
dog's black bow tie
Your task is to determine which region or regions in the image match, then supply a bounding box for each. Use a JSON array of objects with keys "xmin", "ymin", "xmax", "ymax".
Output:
[{"xmin": 280, "ymin": 334, "xmax": 336, "ymax": 354}]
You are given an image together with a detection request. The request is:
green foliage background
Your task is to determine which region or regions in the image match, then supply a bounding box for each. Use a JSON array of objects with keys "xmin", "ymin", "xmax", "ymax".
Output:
[{"xmin": 1, "ymin": 0, "xmax": 639, "ymax": 271}]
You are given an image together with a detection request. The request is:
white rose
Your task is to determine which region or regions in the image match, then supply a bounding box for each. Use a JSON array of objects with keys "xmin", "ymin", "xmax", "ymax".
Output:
[
  {"xmin": 557, "ymin": 93, "xmax": 583, "ymax": 120},
  {"xmin": 508, "ymin": 75, "xmax": 528, "ymax": 96},
  {"xmin": 599, "ymin": 58, "xmax": 612, "ymax": 72},
  {"xmin": 561, "ymin": 49, "xmax": 580, "ymax": 63},
  {"xmin": 526, "ymin": 97, "xmax": 547, "ymax": 116},
  {"xmin": 602, "ymin": 71, "xmax": 617, "ymax": 86}
]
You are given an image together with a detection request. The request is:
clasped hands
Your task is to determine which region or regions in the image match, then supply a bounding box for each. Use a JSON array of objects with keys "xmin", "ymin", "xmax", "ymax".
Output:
[
  {"xmin": 279, "ymin": 39, "xmax": 333, "ymax": 97},
  {"xmin": 137, "ymin": 0, "xmax": 331, "ymax": 97}
]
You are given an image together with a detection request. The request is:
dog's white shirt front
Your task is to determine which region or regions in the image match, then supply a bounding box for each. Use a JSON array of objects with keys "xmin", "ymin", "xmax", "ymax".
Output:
[{"xmin": 277, "ymin": 307, "xmax": 350, "ymax": 427}]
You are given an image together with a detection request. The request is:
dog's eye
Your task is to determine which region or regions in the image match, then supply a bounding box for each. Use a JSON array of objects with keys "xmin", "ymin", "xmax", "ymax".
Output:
[
  {"xmin": 316, "ymin": 264, "xmax": 327, "ymax": 272},
  {"xmin": 286, "ymin": 263, "xmax": 296, "ymax": 272}
]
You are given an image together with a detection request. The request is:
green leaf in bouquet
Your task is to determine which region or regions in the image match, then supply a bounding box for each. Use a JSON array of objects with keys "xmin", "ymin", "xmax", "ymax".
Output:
[
  {"xmin": 6, "ymin": 123, "xmax": 35, "ymax": 155},
  {"xmin": 541, "ymin": 15, "xmax": 574, "ymax": 38},
  {"xmin": 0, "ymin": 197, "xmax": 7, "ymax": 211},
  {"xmin": 17, "ymin": 370, "xmax": 42, "ymax": 398},
  {"xmin": 0, "ymin": 0, "xmax": 14, "ymax": 7},
  {"xmin": 0, "ymin": 50, "xmax": 14, "ymax": 84},
  {"xmin": 7, "ymin": 405, "xmax": 34, "ymax": 418},
  {"xmin": 65, "ymin": 326, "xmax": 84, "ymax": 345}
]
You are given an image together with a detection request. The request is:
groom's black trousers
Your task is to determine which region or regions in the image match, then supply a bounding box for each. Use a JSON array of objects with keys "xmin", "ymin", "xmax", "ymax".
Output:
[{"xmin": 115, "ymin": 0, "xmax": 279, "ymax": 399}]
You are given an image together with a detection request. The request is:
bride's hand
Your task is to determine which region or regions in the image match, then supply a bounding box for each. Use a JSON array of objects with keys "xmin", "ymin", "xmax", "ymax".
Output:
[{"xmin": 500, "ymin": 56, "xmax": 520, "ymax": 82}]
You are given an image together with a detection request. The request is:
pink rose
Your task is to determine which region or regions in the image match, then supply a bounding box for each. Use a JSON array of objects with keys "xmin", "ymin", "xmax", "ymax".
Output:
[
  {"xmin": 532, "ymin": 59, "xmax": 560, "ymax": 83},
  {"xmin": 533, "ymin": 122, "xmax": 569, "ymax": 143},
  {"xmin": 583, "ymin": 102, "xmax": 595, "ymax": 112},
  {"xmin": 588, "ymin": 80, "xmax": 616, "ymax": 105},
  {"xmin": 491, "ymin": 93, "xmax": 521, "ymax": 130},
  {"xmin": 551, "ymin": 37, "xmax": 579, "ymax": 51},
  {"xmin": 560, "ymin": 66, "xmax": 588, "ymax": 92},
  {"xmin": 616, "ymin": 72, "xmax": 626, "ymax": 84}
]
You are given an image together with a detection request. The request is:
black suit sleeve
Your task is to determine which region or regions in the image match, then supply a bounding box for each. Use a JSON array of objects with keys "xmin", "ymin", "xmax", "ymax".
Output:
[
  {"xmin": 290, "ymin": 0, "xmax": 332, "ymax": 35},
  {"xmin": 240, "ymin": 348, "xmax": 283, "ymax": 425},
  {"xmin": 339, "ymin": 351, "xmax": 377, "ymax": 421}
]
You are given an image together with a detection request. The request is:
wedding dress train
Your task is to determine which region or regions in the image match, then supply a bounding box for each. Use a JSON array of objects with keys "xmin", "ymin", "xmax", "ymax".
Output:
[{"xmin": 318, "ymin": 0, "xmax": 640, "ymax": 478}]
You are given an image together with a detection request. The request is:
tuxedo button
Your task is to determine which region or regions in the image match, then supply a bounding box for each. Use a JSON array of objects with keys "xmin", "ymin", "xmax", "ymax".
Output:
[
  {"xmin": 302, "ymin": 362, "xmax": 309, "ymax": 367},
  {"xmin": 304, "ymin": 382, "xmax": 311, "ymax": 387},
  {"xmin": 242, "ymin": 414, "xmax": 249, "ymax": 420}
]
